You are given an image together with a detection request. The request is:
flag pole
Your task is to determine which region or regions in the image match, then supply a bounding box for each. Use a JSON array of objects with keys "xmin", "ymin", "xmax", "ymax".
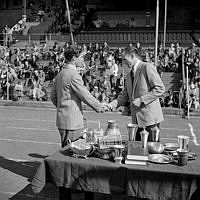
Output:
[
  {"xmin": 65, "ymin": 0, "xmax": 74, "ymax": 46},
  {"xmin": 163, "ymin": 0, "xmax": 167, "ymax": 50},
  {"xmin": 186, "ymin": 65, "xmax": 190, "ymax": 119},
  {"xmin": 154, "ymin": 0, "xmax": 159, "ymax": 67},
  {"xmin": 6, "ymin": 65, "xmax": 9, "ymax": 100}
]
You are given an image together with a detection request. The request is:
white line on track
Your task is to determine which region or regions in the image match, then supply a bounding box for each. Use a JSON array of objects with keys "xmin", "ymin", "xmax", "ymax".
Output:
[
  {"xmin": 0, "ymin": 117, "xmax": 54, "ymax": 123},
  {"xmin": 161, "ymin": 127, "xmax": 188, "ymax": 132},
  {"xmin": 188, "ymin": 123, "xmax": 199, "ymax": 146},
  {"xmin": 160, "ymin": 137, "xmax": 177, "ymax": 141},
  {"xmin": 5, "ymin": 125, "xmax": 190, "ymax": 133},
  {"xmin": 6, "ymin": 126, "xmax": 57, "ymax": 132},
  {"xmin": 0, "ymin": 138, "xmax": 60, "ymax": 145},
  {"xmin": 0, "ymin": 117, "xmax": 197, "ymax": 133}
]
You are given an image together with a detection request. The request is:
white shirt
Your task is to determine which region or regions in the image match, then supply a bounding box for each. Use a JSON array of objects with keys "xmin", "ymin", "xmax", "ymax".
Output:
[
  {"xmin": 110, "ymin": 63, "xmax": 118, "ymax": 76},
  {"xmin": 132, "ymin": 60, "xmax": 141, "ymax": 76},
  {"xmin": 132, "ymin": 60, "xmax": 141, "ymax": 75}
]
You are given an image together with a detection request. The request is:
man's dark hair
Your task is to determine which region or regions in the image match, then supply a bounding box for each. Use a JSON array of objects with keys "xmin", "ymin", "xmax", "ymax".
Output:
[
  {"xmin": 123, "ymin": 46, "xmax": 140, "ymax": 57},
  {"xmin": 64, "ymin": 48, "xmax": 77, "ymax": 62}
]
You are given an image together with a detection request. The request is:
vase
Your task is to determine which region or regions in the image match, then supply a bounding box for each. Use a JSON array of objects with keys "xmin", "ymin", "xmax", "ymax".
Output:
[{"xmin": 105, "ymin": 120, "xmax": 121, "ymax": 135}]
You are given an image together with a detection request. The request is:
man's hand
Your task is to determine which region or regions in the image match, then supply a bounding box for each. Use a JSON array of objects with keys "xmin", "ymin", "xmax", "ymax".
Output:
[
  {"xmin": 102, "ymin": 102, "xmax": 113, "ymax": 111},
  {"xmin": 132, "ymin": 98, "xmax": 141, "ymax": 109}
]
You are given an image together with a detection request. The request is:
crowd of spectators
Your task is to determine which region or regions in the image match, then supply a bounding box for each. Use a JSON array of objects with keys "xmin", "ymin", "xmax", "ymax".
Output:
[
  {"xmin": 0, "ymin": 40, "xmax": 199, "ymax": 110},
  {"xmin": 48, "ymin": 1, "xmax": 87, "ymax": 34}
]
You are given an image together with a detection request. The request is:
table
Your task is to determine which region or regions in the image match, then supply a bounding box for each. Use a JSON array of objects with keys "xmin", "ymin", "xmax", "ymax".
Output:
[{"xmin": 31, "ymin": 144, "xmax": 200, "ymax": 200}]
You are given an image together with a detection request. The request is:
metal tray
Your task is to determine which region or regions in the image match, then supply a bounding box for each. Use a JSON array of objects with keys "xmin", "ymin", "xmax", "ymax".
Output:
[
  {"xmin": 164, "ymin": 143, "xmax": 179, "ymax": 151},
  {"xmin": 148, "ymin": 154, "xmax": 174, "ymax": 164}
]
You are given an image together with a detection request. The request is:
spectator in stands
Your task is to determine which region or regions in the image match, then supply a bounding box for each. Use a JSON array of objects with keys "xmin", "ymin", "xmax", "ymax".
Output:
[
  {"xmin": 135, "ymin": 42, "xmax": 143, "ymax": 56},
  {"xmin": 189, "ymin": 81, "xmax": 199, "ymax": 109},
  {"xmin": 129, "ymin": 17, "xmax": 136, "ymax": 27},
  {"xmin": 107, "ymin": 53, "xmax": 118, "ymax": 89},
  {"xmin": 0, "ymin": 61, "xmax": 17, "ymax": 100},
  {"xmin": 115, "ymin": 73, "xmax": 124, "ymax": 93},
  {"xmin": 14, "ymin": 79, "xmax": 23, "ymax": 101},
  {"xmin": 92, "ymin": 17, "xmax": 103, "ymax": 28},
  {"xmin": 102, "ymin": 42, "xmax": 110, "ymax": 52},
  {"xmin": 114, "ymin": 47, "xmax": 123, "ymax": 66}
]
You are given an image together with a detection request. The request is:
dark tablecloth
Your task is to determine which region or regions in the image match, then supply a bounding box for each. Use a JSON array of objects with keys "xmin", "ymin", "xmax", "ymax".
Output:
[{"xmin": 31, "ymin": 144, "xmax": 200, "ymax": 200}]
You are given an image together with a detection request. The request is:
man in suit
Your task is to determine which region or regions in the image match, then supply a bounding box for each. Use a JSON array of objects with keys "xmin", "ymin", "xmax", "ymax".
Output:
[
  {"xmin": 50, "ymin": 48, "xmax": 106, "ymax": 148},
  {"xmin": 108, "ymin": 46, "xmax": 165, "ymax": 141}
]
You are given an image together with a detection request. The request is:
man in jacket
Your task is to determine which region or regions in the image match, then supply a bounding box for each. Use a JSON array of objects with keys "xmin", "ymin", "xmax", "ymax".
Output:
[
  {"xmin": 108, "ymin": 46, "xmax": 165, "ymax": 141},
  {"xmin": 51, "ymin": 48, "xmax": 106, "ymax": 147}
]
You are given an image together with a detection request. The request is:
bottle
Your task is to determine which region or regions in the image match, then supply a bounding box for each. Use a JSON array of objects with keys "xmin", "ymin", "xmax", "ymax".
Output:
[{"xmin": 140, "ymin": 127, "xmax": 149, "ymax": 149}]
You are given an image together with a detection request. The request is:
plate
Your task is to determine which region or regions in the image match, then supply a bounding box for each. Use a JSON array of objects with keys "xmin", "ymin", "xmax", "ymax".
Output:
[
  {"xmin": 170, "ymin": 151, "xmax": 197, "ymax": 161},
  {"xmin": 148, "ymin": 154, "xmax": 174, "ymax": 164},
  {"xmin": 164, "ymin": 143, "xmax": 179, "ymax": 151}
]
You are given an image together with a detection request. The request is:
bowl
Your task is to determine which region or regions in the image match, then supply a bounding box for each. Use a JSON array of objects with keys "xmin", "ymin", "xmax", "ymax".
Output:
[
  {"xmin": 147, "ymin": 142, "xmax": 164, "ymax": 154},
  {"xmin": 68, "ymin": 139, "xmax": 95, "ymax": 156}
]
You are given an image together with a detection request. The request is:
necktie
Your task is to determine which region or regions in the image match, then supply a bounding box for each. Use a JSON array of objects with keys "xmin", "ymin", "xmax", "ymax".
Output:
[{"xmin": 131, "ymin": 69, "xmax": 134, "ymax": 87}]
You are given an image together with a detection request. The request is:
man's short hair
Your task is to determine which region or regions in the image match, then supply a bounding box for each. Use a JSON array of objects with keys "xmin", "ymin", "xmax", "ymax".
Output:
[
  {"xmin": 64, "ymin": 48, "xmax": 77, "ymax": 62},
  {"xmin": 123, "ymin": 46, "xmax": 140, "ymax": 57}
]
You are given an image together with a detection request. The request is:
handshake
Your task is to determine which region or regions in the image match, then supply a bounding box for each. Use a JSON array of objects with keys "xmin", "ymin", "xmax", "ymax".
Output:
[{"xmin": 98, "ymin": 102, "xmax": 114, "ymax": 113}]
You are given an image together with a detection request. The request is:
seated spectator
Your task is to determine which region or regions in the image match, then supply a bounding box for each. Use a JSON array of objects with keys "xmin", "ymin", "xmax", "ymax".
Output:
[
  {"xmin": 114, "ymin": 47, "xmax": 123, "ymax": 66},
  {"xmin": 129, "ymin": 17, "xmax": 136, "ymax": 27},
  {"xmin": 91, "ymin": 86, "xmax": 100, "ymax": 100},
  {"xmin": 14, "ymin": 79, "xmax": 24, "ymax": 101},
  {"xmin": 115, "ymin": 73, "xmax": 124, "ymax": 93},
  {"xmin": 32, "ymin": 82, "xmax": 46, "ymax": 101},
  {"xmin": 135, "ymin": 42, "xmax": 143, "ymax": 56},
  {"xmin": 92, "ymin": 17, "xmax": 103, "ymax": 28},
  {"xmin": 107, "ymin": 56, "xmax": 118, "ymax": 89},
  {"xmin": 99, "ymin": 75, "xmax": 111, "ymax": 92},
  {"xmin": 189, "ymin": 81, "xmax": 199, "ymax": 109},
  {"xmin": 0, "ymin": 61, "xmax": 17, "ymax": 100}
]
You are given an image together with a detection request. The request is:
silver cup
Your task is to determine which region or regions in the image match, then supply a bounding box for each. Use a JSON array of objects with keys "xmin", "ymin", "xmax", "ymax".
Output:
[
  {"xmin": 140, "ymin": 129, "xmax": 149, "ymax": 148},
  {"xmin": 177, "ymin": 135, "xmax": 190, "ymax": 150},
  {"xmin": 126, "ymin": 123, "xmax": 138, "ymax": 141},
  {"xmin": 114, "ymin": 145, "xmax": 124, "ymax": 164},
  {"xmin": 152, "ymin": 126, "xmax": 160, "ymax": 142}
]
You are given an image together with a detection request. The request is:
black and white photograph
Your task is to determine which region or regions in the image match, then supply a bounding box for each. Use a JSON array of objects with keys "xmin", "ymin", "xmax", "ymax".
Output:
[{"xmin": 0, "ymin": 0, "xmax": 200, "ymax": 199}]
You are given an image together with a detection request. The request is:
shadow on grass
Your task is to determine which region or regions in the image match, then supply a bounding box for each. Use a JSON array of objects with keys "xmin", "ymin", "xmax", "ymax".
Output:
[
  {"xmin": 0, "ymin": 156, "xmax": 58, "ymax": 200},
  {"xmin": 0, "ymin": 156, "xmax": 40, "ymax": 180},
  {"xmin": 9, "ymin": 183, "xmax": 58, "ymax": 200}
]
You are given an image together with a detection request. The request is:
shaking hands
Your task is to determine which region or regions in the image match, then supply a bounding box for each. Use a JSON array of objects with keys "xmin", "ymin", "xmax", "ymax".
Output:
[
  {"xmin": 102, "ymin": 102, "xmax": 113, "ymax": 112},
  {"xmin": 97, "ymin": 103, "xmax": 114, "ymax": 113}
]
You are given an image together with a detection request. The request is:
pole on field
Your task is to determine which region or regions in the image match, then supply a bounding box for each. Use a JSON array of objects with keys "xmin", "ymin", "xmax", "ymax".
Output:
[
  {"xmin": 186, "ymin": 65, "xmax": 190, "ymax": 119},
  {"xmin": 182, "ymin": 48, "xmax": 186, "ymax": 89},
  {"xmin": 154, "ymin": 0, "xmax": 159, "ymax": 67},
  {"xmin": 122, "ymin": 68, "xmax": 125, "ymax": 90},
  {"xmin": 163, "ymin": 0, "xmax": 167, "ymax": 50},
  {"xmin": 6, "ymin": 65, "xmax": 9, "ymax": 100},
  {"xmin": 65, "ymin": 0, "xmax": 74, "ymax": 46},
  {"xmin": 180, "ymin": 48, "xmax": 185, "ymax": 115},
  {"xmin": 24, "ymin": 0, "xmax": 26, "ymax": 20}
]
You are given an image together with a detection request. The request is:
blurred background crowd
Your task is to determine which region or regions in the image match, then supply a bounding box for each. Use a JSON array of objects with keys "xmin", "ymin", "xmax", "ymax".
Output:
[{"xmin": 0, "ymin": 40, "xmax": 200, "ymax": 112}]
